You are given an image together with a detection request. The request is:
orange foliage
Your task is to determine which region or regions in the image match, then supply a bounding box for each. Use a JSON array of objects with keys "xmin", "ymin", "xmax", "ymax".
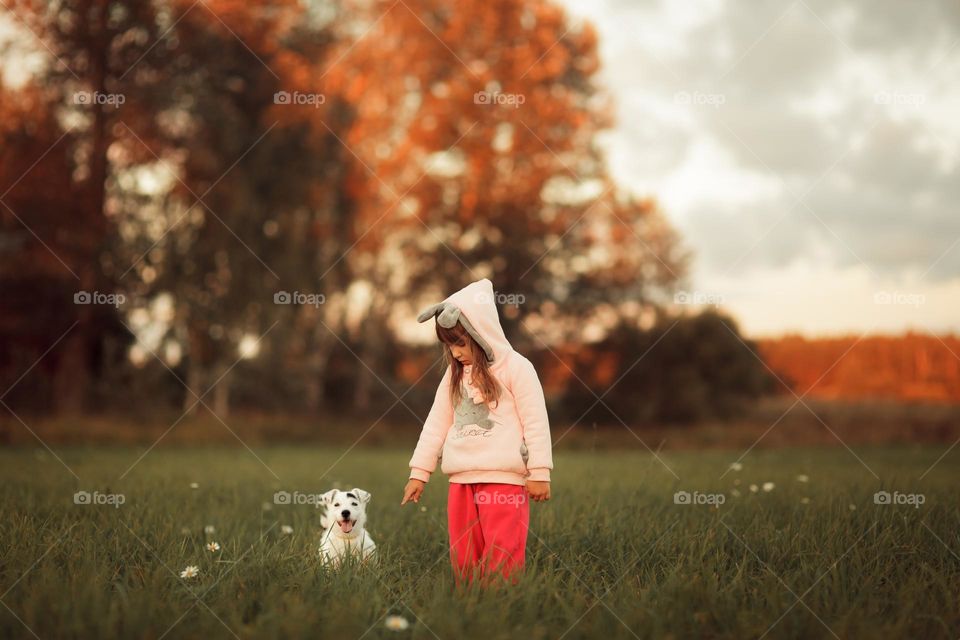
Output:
[{"xmin": 758, "ymin": 333, "xmax": 960, "ymax": 403}]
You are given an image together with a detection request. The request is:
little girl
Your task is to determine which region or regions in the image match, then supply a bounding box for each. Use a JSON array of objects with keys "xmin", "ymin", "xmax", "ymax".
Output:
[{"xmin": 401, "ymin": 278, "xmax": 553, "ymax": 584}]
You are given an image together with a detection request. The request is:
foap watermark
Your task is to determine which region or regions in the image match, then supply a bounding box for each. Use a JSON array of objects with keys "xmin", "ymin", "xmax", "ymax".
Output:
[
  {"xmin": 674, "ymin": 490, "xmax": 726, "ymax": 506},
  {"xmin": 874, "ymin": 490, "xmax": 925, "ymax": 509},
  {"xmin": 274, "ymin": 90, "xmax": 326, "ymax": 108},
  {"xmin": 674, "ymin": 90, "xmax": 726, "ymax": 108},
  {"xmin": 873, "ymin": 291, "xmax": 925, "ymax": 307},
  {"xmin": 474, "ymin": 90, "xmax": 525, "ymax": 108},
  {"xmin": 75, "ymin": 290, "xmax": 126, "ymax": 308},
  {"xmin": 873, "ymin": 91, "xmax": 925, "ymax": 108},
  {"xmin": 73, "ymin": 91, "xmax": 126, "ymax": 108},
  {"xmin": 274, "ymin": 291, "xmax": 325, "ymax": 308},
  {"xmin": 475, "ymin": 489, "xmax": 526, "ymax": 507},
  {"xmin": 274, "ymin": 490, "xmax": 325, "ymax": 508},
  {"xmin": 674, "ymin": 290, "xmax": 724, "ymax": 306},
  {"xmin": 475, "ymin": 290, "xmax": 526, "ymax": 308},
  {"xmin": 74, "ymin": 490, "xmax": 126, "ymax": 509}
]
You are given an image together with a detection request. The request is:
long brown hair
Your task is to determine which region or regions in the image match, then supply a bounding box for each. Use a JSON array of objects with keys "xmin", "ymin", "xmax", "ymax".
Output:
[{"xmin": 435, "ymin": 320, "xmax": 501, "ymax": 408}]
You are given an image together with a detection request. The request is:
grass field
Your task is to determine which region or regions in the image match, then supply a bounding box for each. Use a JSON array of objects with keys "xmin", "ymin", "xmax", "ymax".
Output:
[{"xmin": 1, "ymin": 445, "xmax": 958, "ymax": 639}]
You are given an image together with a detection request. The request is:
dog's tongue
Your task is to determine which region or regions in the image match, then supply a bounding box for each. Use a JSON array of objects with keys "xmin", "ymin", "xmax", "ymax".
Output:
[{"xmin": 339, "ymin": 520, "xmax": 354, "ymax": 533}]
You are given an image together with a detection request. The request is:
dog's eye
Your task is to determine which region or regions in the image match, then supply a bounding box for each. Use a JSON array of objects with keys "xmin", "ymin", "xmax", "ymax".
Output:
[
  {"xmin": 334, "ymin": 503, "xmax": 340, "ymax": 507},
  {"xmin": 351, "ymin": 502, "xmax": 358, "ymax": 506}
]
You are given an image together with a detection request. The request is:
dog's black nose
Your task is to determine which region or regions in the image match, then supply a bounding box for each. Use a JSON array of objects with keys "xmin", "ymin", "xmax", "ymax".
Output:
[{"xmin": 341, "ymin": 509, "xmax": 351, "ymax": 519}]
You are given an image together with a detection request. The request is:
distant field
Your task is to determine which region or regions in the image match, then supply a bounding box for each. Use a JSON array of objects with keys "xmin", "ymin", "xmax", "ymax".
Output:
[{"xmin": 1, "ymin": 446, "xmax": 957, "ymax": 639}]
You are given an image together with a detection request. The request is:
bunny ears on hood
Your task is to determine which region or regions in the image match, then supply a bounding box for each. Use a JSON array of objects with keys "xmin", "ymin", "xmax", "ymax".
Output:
[{"xmin": 416, "ymin": 278, "xmax": 513, "ymax": 364}]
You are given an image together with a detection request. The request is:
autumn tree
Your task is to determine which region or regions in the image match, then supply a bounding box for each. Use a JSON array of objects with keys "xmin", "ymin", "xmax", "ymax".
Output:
[
  {"xmin": 316, "ymin": 0, "xmax": 687, "ymax": 408},
  {"xmin": 2, "ymin": 0, "xmax": 178, "ymax": 412}
]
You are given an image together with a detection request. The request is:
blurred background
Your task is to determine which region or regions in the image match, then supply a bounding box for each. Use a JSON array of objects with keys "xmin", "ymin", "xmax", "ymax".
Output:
[{"xmin": 1, "ymin": 0, "xmax": 957, "ymax": 449}]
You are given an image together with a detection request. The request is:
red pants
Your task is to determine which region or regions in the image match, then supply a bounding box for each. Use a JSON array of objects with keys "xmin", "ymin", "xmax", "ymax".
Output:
[{"xmin": 447, "ymin": 482, "xmax": 529, "ymax": 584}]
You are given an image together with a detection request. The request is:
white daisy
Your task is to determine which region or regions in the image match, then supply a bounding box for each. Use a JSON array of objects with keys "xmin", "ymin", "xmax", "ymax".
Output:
[
  {"xmin": 729, "ymin": 462, "xmax": 743, "ymax": 472},
  {"xmin": 180, "ymin": 566, "xmax": 199, "ymax": 579},
  {"xmin": 281, "ymin": 525, "xmax": 294, "ymax": 535},
  {"xmin": 206, "ymin": 542, "xmax": 220, "ymax": 552},
  {"xmin": 762, "ymin": 482, "xmax": 775, "ymax": 492},
  {"xmin": 749, "ymin": 484, "xmax": 758, "ymax": 493},
  {"xmin": 189, "ymin": 482, "xmax": 199, "ymax": 489},
  {"xmin": 384, "ymin": 615, "xmax": 410, "ymax": 631},
  {"xmin": 204, "ymin": 525, "xmax": 216, "ymax": 535},
  {"xmin": 796, "ymin": 474, "xmax": 809, "ymax": 483}
]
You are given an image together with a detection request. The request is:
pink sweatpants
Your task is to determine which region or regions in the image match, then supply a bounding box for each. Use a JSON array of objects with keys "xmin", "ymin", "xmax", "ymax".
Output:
[{"xmin": 447, "ymin": 482, "xmax": 530, "ymax": 584}]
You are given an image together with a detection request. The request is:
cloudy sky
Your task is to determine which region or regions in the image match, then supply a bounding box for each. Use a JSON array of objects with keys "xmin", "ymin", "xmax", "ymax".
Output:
[{"xmin": 558, "ymin": 0, "xmax": 959, "ymax": 337}]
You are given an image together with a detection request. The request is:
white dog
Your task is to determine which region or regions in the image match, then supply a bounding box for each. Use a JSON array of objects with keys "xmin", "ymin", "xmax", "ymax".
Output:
[{"xmin": 318, "ymin": 488, "xmax": 377, "ymax": 565}]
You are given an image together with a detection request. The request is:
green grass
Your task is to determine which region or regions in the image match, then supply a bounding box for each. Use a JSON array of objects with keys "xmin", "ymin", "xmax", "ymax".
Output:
[{"xmin": 1, "ymin": 445, "xmax": 958, "ymax": 639}]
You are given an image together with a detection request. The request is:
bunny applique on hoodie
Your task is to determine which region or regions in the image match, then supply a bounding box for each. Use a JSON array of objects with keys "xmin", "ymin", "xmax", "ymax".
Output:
[{"xmin": 408, "ymin": 279, "xmax": 553, "ymax": 486}]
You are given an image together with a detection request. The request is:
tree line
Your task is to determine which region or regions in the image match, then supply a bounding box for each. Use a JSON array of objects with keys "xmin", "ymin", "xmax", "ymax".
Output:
[{"xmin": 0, "ymin": 0, "xmax": 768, "ymax": 425}]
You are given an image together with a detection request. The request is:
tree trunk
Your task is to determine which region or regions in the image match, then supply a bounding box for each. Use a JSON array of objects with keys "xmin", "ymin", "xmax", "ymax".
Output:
[
  {"xmin": 212, "ymin": 364, "xmax": 230, "ymax": 418},
  {"xmin": 182, "ymin": 359, "xmax": 203, "ymax": 416},
  {"xmin": 52, "ymin": 329, "xmax": 90, "ymax": 415},
  {"xmin": 304, "ymin": 331, "xmax": 334, "ymax": 412}
]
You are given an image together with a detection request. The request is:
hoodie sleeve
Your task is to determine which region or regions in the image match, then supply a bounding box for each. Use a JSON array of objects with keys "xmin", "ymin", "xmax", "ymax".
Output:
[
  {"xmin": 408, "ymin": 365, "xmax": 454, "ymax": 482},
  {"xmin": 512, "ymin": 357, "xmax": 553, "ymax": 482}
]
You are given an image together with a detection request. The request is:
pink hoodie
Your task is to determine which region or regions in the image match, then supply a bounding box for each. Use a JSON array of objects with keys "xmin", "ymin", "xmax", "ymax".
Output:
[{"xmin": 408, "ymin": 279, "xmax": 553, "ymax": 485}]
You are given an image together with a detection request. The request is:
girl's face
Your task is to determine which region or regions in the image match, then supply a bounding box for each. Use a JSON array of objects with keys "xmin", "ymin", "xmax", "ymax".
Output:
[
  {"xmin": 437, "ymin": 322, "xmax": 475, "ymax": 366},
  {"xmin": 449, "ymin": 337, "xmax": 472, "ymax": 366}
]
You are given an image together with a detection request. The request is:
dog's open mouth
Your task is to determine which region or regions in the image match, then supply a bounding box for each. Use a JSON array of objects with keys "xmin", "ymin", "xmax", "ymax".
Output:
[{"xmin": 338, "ymin": 519, "xmax": 355, "ymax": 533}]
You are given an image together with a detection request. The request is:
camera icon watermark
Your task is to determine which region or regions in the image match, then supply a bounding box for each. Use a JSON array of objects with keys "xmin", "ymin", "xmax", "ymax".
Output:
[
  {"xmin": 73, "ymin": 91, "xmax": 126, "ymax": 108},
  {"xmin": 873, "ymin": 490, "xmax": 925, "ymax": 509},
  {"xmin": 873, "ymin": 91, "xmax": 925, "ymax": 107},
  {"xmin": 674, "ymin": 290, "xmax": 724, "ymax": 306},
  {"xmin": 475, "ymin": 489, "xmax": 526, "ymax": 507},
  {"xmin": 273, "ymin": 490, "xmax": 325, "ymax": 508},
  {"xmin": 274, "ymin": 291, "xmax": 325, "ymax": 308},
  {"xmin": 474, "ymin": 290, "xmax": 526, "ymax": 307},
  {"xmin": 673, "ymin": 490, "xmax": 725, "ymax": 506},
  {"xmin": 73, "ymin": 490, "xmax": 126, "ymax": 509},
  {"xmin": 873, "ymin": 290, "xmax": 924, "ymax": 307},
  {"xmin": 74, "ymin": 290, "xmax": 126, "ymax": 308},
  {"xmin": 274, "ymin": 90, "xmax": 326, "ymax": 108},
  {"xmin": 474, "ymin": 91, "xmax": 525, "ymax": 108},
  {"xmin": 674, "ymin": 90, "xmax": 726, "ymax": 108}
]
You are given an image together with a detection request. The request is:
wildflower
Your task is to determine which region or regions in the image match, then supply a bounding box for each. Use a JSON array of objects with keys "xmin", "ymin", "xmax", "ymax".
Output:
[
  {"xmin": 281, "ymin": 525, "xmax": 294, "ymax": 535},
  {"xmin": 762, "ymin": 482, "xmax": 775, "ymax": 492},
  {"xmin": 189, "ymin": 482, "xmax": 199, "ymax": 489},
  {"xmin": 206, "ymin": 542, "xmax": 220, "ymax": 552},
  {"xmin": 731, "ymin": 489, "xmax": 741, "ymax": 498},
  {"xmin": 384, "ymin": 615, "xmax": 410, "ymax": 631},
  {"xmin": 796, "ymin": 474, "xmax": 809, "ymax": 483},
  {"xmin": 749, "ymin": 484, "xmax": 758, "ymax": 493},
  {"xmin": 204, "ymin": 525, "xmax": 215, "ymax": 535},
  {"xmin": 729, "ymin": 462, "xmax": 743, "ymax": 472},
  {"xmin": 419, "ymin": 506, "xmax": 427, "ymax": 512},
  {"xmin": 180, "ymin": 566, "xmax": 199, "ymax": 579}
]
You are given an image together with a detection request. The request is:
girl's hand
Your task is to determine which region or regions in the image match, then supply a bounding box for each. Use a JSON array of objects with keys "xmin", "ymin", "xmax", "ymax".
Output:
[
  {"xmin": 401, "ymin": 478, "xmax": 425, "ymax": 505},
  {"xmin": 526, "ymin": 480, "xmax": 551, "ymax": 502}
]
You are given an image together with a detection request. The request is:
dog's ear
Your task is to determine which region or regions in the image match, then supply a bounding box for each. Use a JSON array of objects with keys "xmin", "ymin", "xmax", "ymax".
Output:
[
  {"xmin": 320, "ymin": 489, "xmax": 337, "ymax": 505},
  {"xmin": 351, "ymin": 488, "xmax": 372, "ymax": 504}
]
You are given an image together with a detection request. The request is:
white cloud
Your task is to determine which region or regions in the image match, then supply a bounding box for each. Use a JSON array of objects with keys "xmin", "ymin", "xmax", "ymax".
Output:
[{"xmin": 557, "ymin": 0, "xmax": 960, "ymax": 335}]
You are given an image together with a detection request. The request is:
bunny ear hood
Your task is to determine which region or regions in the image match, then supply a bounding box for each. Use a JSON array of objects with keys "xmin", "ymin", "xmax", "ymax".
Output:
[{"xmin": 417, "ymin": 278, "xmax": 513, "ymax": 365}]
